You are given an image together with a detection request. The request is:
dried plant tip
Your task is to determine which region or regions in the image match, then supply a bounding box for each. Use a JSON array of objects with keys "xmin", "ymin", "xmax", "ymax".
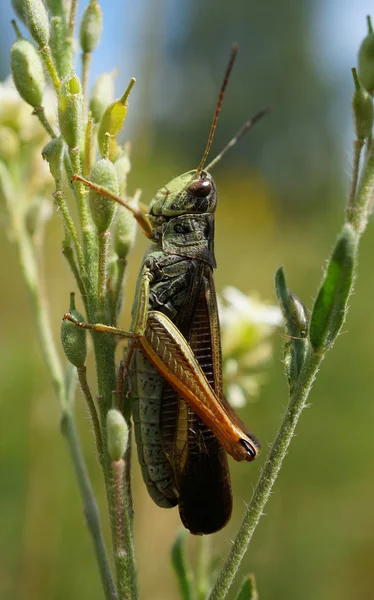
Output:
[
  {"xmin": 106, "ymin": 409, "xmax": 129, "ymax": 461},
  {"xmin": 11, "ymin": 38, "xmax": 45, "ymax": 108},
  {"xmin": 309, "ymin": 224, "xmax": 358, "ymax": 352},
  {"xmin": 80, "ymin": 0, "xmax": 103, "ymax": 54},
  {"xmin": 22, "ymin": 0, "xmax": 50, "ymax": 47},
  {"xmin": 89, "ymin": 158, "xmax": 119, "ymax": 232},
  {"xmin": 61, "ymin": 293, "xmax": 87, "ymax": 367},
  {"xmin": 58, "ymin": 73, "xmax": 83, "ymax": 148},
  {"xmin": 352, "ymin": 68, "xmax": 373, "ymax": 140}
]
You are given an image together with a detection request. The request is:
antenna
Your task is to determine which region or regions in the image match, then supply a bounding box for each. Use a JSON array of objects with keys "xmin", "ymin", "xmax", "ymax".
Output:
[
  {"xmin": 204, "ymin": 107, "xmax": 271, "ymax": 172},
  {"xmin": 196, "ymin": 44, "xmax": 238, "ymax": 175}
]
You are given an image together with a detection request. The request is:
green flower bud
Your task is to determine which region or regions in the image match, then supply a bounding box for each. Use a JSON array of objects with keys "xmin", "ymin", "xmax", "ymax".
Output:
[
  {"xmin": 22, "ymin": 0, "xmax": 50, "ymax": 47},
  {"xmin": 80, "ymin": 0, "xmax": 103, "ymax": 54},
  {"xmin": 0, "ymin": 126, "xmax": 20, "ymax": 162},
  {"xmin": 106, "ymin": 408, "xmax": 129, "ymax": 461},
  {"xmin": 89, "ymin": 72, "xmax": 115, "ymax": 123},
  {"xmin": 358, "ymin": 16, "xmax": 374, "ymax": 93},
  {"xmin": 61, "ymin": 293, "xmax": 87, "ymax": 367},
  {"xmin": 58, "ymin": 73, "xmax": 83, "ymax": 148},
  {"xmin": 351, "ymin": 68, "xmax": 373, "ymax": 140},
  {"xmin": 309, "ymin": 224, "xmax": 358, "ymax": 352},
  {"xmin": 11, "ymin": 38, "xmax": 45, "ymax": 108},
  {"xmin": 89, "ymin": 158, "xmax": 119, "ymax": 232},
  {"xmin": 114, "ymin": 197, "xmax": 137, "ymax": 259},
  {"xmin": 98, "ymin": 78, "xmax": 135, "ymax": 161},
  {"xmin": 42, "ymin": 137, "xmax": 64, "ymax": 182}
]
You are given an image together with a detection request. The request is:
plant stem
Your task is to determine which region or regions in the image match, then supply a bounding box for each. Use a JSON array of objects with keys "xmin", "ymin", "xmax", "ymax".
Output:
[
  {"xmin": 347, "ymin": 138, "xmax": 374, "ymax": 233},
  {"xmin": 39, "ymin": 44, "xmax": 61, "ymax": 91},
  {"xmin": 61, "ymin": 409, "xmax": 117, "ymax": 600},
  {"xmin": 208, "ymin": 349, "xmax": 322, "ymax": 600},
  {"xmin": 54, "ymin": 189, "xmax": 86, "ymax": 276},
  {"xmin": 77, "ymin": 365, "xmax": 104, "ymax": 462},
  {"xmin": 82, "ymin": 51, "xmax": 92, "ymax": 118},
  {"xmin": 8, "ymin": 212, "xmax": 115, "ymax": 600},
  {"xmin": 85, "ymin": 113, "xmax": 94, "ymax": 177},
  {"xmin": 346, "ymin": 138, "xmax": 364, "ymax": 221},
  {"xmin": 112, "ymin": 459, "xmax": 138, "ymax": 600},
  {"xmin": 32, "ymin": 106, "xmax": 57, "ymax": 138},
  {"xmin": 68, "ymin": 0, "xmax": 79, "ymax": 39},
  {"xmin": 98, "ymin": 231, "xmax": 110, "ymax": 320}
]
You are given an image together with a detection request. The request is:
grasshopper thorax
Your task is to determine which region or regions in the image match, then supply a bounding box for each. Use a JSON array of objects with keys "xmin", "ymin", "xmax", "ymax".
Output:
[{"xmin": 149, "ymin": 169, "xmax": 217, "ymax": 218}]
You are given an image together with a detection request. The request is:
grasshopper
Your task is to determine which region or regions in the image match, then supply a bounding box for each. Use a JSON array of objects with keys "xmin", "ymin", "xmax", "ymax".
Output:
[{"xmin": 67, "ymin": 47, "xmax": 268, "ymax": 534}]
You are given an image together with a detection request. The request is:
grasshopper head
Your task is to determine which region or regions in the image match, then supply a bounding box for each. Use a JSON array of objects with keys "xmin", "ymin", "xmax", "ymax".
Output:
[{"xmin": 149, "ymin": 169, "xmax": 217, "ymax": 217}]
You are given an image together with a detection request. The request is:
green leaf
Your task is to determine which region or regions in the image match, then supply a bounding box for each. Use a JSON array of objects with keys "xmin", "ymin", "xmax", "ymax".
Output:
[
  {"xmin": 235, "ymin": 573, "xmax": 259, "ymax": 600},
  {"xmin": 171, "ymin": 530, "xmax": 194, "ymax": 600},
  {"xmin": 309, "ymin": 224, "xmax": 358, "ymax": 352}
]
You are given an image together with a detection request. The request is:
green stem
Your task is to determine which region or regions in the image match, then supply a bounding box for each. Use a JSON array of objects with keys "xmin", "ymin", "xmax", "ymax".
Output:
[
  {"xmin": 346, "ymin": 138, "xmax": 364, "ymax": 222},
  {"xmin": 98, "ymin": 231, "xmax": 110, "ymax": 320},
  {"xmin": 62, "ymin": 244, "xmax": 87, "ymax": 305},
  {"xmin": 208, "ymin": 349, "xmax": 322, "ymax": 600},
  {"xmin": 69, "ymin": 146, "xmax": 97, "ymax": 302},
  {"xmin": 32, "ymin": 106, "xmax": 57, "ymax": 138},
  {"xmin": 111, "ymin": 258, "xmax": 127, "ymax": 325},
  {"xmin": 7, "ymin": 212, "xmax": 115, "ymax": 600},
  {"xmin": 54, "ymin": 189, "xmax": 86, "ymax": 276},
  {"xmin": 112, "ymin": 459, "xmax": 138, "ymax": 600},
  {"xmin": 195, "ymin": 537, "xmax": 211, "ymax": 600},
  {"xmin": 77, "ymin": 366, "xmax": 104, "ymax": 462},
  {"xmin": 347, "ymin": 138, "xmax": 374, "ymax": 233},
  {"xmin": 68, "ymin": 0, "xmax": 79, "ymax": 38},
  {"xmin": 85, "ymin": 113, "xmax": 94, "ymax": 177},
  {"xmin": 61, "ymin": 409, "xmax": 117, "ymax": 600},
  {"xmin": 82, "ymin": 51, "xmax": 92, "ymax": 118},
  {"xmin": 39, "ymin": 44, "xmax": 61, "ymax": 91}
]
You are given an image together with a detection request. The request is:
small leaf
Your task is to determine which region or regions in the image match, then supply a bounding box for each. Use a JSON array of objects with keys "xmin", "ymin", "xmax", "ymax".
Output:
[
  {"xmin": 171, "ymin": 530, "xmax": 194, "ymax": 600},
  {"xmin": 309, "ymin": 224, "xmax": 358, "ymax": 352},
  {"xmin": 235, "ymin": 573, "xmax": 259, "ymax": 600}
]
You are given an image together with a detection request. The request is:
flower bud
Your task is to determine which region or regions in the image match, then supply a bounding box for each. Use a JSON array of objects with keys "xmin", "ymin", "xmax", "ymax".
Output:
[
  {"xmin": 45, "ymin": 0, "xmax": 65, "ymax": 16},
  {"xmin": 287, "ymin": 292, "xmax": 308, "ymax": 339},
  {"xmin": 90, "ymin": 72, "xmax": 115, "ymax": 123},
  {"xmin": 22, "ymin": 0, "xmax": 50, "ymax": 48},
  {"xmin": 11, "ymin": 38, "xmax": 45, "ymax": 107},
  {"xmin": 42, "ymin": 137, "xmax": 64, "ymax": 182},
  {"xmin": 358, "ymin": 16, "xmax": 374, "ymax": 93},
  {"xmin": 61, "ymin": 293, "xmax": 87, "ymax": 367},
  {"xmin": 58, "ymin": 73, "xmax": 83, "ymax": 148},
  {"xmin": 98, "ymin": 78, "xmax": 135, "ymax": 161},
  {"xmin": 89, "ymin": 158, "xmax": 119, "ymax": 232},
  {"xmin": 351, "ymin": 68, "xmax": 373, "ymax": 140},
  {"xmin": 80, "ymin": 0, "xmax": 103, "ymax": 54},
  {"xmin": 106, "ymin": 409, "xmax": 129, "ymax": 461}
]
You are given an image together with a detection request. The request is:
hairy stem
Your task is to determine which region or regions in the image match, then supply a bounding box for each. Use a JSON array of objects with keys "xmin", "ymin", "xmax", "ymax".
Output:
[
  {"xmin": 209, "ymin": 350, "xmax": 322, "ymax": 600},
  {"xmin": 61, "ymin": 409, "xmax": 117, "ymax": 600},
  {"xmin": 112, "ymin": 459, "xmax": 138, "ymax": 600},
  {"xmin": 77, "ymin": 365, "xmax": 104, "ymax": 462}
]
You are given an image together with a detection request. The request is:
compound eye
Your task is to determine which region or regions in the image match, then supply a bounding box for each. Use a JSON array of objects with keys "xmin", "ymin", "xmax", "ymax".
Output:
[{"xmin": 187, "ymin": 178, "xmax": 212, "ymax": 197}]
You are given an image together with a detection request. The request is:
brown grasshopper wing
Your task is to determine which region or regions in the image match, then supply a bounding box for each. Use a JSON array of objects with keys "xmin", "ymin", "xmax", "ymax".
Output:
[{"xmin": 160, "ymin": 265, "xmax": 232, "ymax": 535}]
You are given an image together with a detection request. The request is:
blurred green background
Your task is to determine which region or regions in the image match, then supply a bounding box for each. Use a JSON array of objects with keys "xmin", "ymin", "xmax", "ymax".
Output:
[{"xmin": 1, "ymin": 1, "xmax": 374, "ymax": 599}]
